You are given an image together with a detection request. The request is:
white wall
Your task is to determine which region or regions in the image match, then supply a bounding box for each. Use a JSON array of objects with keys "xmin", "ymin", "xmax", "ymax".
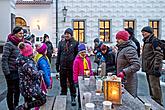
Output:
[
  {"xmin": 16, "ymin": 4, "xmax": 53, "ymax": 43},
  {"xmin": 0, "ymin": 0, "xmax": 16, "ymax": 42},
  {"xmin": 56, "ymin": 0, "xmax": 165, "ymax": 47}
]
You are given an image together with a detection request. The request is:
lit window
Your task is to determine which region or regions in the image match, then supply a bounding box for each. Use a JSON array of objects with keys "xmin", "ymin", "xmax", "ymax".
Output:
[
  {"xmin": 124, "ymin": 20, "xmax": 135, "ymax": 30},
  {"xmin": 99, "ymin": 20, "xmax": 111, "ymax": 42},
  {"xmin": 16, "ymin": 17, "xmax": 27, "ymax": 27},
  {"xmin": 149, "ymin": 20, "xmax": 160, "ymax": 38},
  {"xmin": 73, "ymin": 20, "xmax": 85, "ymax": 42}
]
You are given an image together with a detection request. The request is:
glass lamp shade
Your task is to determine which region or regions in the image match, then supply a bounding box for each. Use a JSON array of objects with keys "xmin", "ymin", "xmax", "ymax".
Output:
[{"xmin": 103, "ymin": 78, "xmax": 122, "ymax": 104}]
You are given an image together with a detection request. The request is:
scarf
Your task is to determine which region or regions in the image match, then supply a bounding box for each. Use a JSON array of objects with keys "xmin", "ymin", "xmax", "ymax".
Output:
[{"xmin": 8, "ymin": 34, "xmax": 24, "ymax": 46}]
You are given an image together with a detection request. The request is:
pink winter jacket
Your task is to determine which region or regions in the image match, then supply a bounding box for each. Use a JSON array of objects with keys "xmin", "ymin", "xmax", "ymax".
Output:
[{"xmin": 73, "ymin": 55, "xmax": 93, "ymax": 84}]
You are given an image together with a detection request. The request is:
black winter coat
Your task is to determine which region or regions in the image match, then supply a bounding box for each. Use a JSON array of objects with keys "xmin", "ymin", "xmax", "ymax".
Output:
[
  {"xmin": 102, "ymin": 48, "xmax": 116, "ymax": 73},
  {"xmin": 56, "ymin": 38, "xmax": 78, "ymax": 69}
]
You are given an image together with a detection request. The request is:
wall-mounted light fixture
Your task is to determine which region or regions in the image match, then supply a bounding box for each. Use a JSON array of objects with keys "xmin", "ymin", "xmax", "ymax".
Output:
[
  {"xmin": 36, "ymin": 20, "xmax": 40, "ymax": 30},
  {"xmin": 62, "ymin": 6, "xmax": 68, "ymax": 22}
]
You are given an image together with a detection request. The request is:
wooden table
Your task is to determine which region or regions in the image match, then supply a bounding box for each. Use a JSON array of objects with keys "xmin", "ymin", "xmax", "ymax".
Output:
[{"xmin": 78, "ymin": 76, "xmax": 145, "ymax": 110}]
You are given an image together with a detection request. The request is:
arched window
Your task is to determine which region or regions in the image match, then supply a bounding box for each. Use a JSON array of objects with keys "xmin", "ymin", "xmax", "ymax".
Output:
[{"xmin": 15, "ymin": 17, "xmax": 27, "ymax": 27}]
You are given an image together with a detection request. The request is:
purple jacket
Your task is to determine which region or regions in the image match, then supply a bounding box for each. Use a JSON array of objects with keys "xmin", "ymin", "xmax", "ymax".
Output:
[{"xmin": 73, "ymin": 54, "xmax": 93, "ymax": 83}]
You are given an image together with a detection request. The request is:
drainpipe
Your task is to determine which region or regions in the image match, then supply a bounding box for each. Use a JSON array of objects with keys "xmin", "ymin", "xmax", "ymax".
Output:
[{"xmin": 56, "ymin": 0, "xmax": 58, "ymax": 47}]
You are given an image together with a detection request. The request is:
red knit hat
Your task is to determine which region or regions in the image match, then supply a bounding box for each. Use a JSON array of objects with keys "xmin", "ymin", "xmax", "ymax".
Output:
[
  {"xmin": 18, "ymin": 43, "xmax": 33, "ymax": 57},
  {"xmin": 36, "ymin": 43, "xmax": 47, "ymax": 54},
  {"xmin": 101, "ymin": 44, "xmax": 107, "ymax": 51},
  {"xmin": 116, "ymin": 30, "xmax": 129, "ymax": 41}
]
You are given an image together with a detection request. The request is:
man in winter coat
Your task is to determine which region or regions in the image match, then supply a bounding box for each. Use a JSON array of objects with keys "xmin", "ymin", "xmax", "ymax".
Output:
[
  {"xmin": 56, "ymin": 28, "xmax": 78, "ymax": 106},
  {"xmin": 42, "ymin": 34, "xmax": 54, "ymax": 63},
  {"xmin": 1, "ymin": 26, "xmax": 24, "ymax": 110},
  {"xmin": 141, "ymin": 26, "xmax": 163, "ymax": 105},
  {"xmin": 125, "ymin": 27, "xmax": 141, "ymax": 57},
  {"xmin": 116, "ymin": 30, "xmax": 140, "ymax": 98}
]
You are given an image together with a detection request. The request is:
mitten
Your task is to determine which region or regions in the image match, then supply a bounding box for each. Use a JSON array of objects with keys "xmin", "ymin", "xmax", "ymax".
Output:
[{"xmin": 117, "ymin": 71, "xmax": 125, "ymax": 80}]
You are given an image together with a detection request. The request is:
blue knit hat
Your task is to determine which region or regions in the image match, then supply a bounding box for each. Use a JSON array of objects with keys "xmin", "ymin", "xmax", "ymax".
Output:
[
  {"xmin": 78, "ymin": 43, "xmax": 86, "ymax": 53},
  {"xmin": 64, "ymin": 28, "xmax": 73, "ymax": 36},
  {"xmin": 141, "ymin": 26, "xmax": 153, "ymax": 34},
  {"xmin": 94, "ymin": 38, "xmax": 100, "ymax": 43}
]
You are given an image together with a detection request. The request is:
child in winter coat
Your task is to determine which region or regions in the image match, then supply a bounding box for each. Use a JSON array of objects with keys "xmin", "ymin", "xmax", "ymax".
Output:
[
  {"xmin": 73, "ymin": 43, "xmax": 93, "ymax": 109},
  {"xmin": 100, "ymin": 44, "xmax": 116, "ymax": 74},
  {"xmin": 16, "ymin": 42, "xmax": 46, "ymax": 110},
  {"xmin": 73, "ymin": 43, "xmax": 93, "ymax": 84},
  {"xmin": 34, "ymin": 43, "xmax": 52, "ymax": 92}
]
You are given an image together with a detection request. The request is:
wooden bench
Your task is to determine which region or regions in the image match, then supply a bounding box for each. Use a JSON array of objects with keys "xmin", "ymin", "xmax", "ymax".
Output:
[
  {"xmin": 40, "ymin": 77, "xmax": 62, "ymax": 110},
  {"xmin": 53, "ymin": 95, "xmax": 67, "ymax": 110},
  {"xmin": 138, "ymin": 96, "xmax": 165, "ymax": 110}
]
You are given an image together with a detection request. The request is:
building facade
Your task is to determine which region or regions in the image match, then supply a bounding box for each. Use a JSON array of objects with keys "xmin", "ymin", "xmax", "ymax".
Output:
[
  {"xmin": 15, "ymin": 0, "xmax": 165, "ymax": 47},
  {"xmin": 0, "ymin": 0, "xmax": 17, "ymax": 42}
]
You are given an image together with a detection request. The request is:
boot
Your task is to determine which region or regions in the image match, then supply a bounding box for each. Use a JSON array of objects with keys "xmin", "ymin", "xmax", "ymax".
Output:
[
  {"xmin": 15, "ymin": 105, "xmax": 24, "ymax": 110},
  {"xmin": 71, "ymin": 96, "xmax": 76, "ymax": 106}
]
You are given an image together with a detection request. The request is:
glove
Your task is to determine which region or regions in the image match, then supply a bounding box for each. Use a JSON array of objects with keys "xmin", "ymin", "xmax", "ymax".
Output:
[
  {"xmin": 117, "ymin": 71, "xmax": 125, "ymax": 80},
  {"xmin": 154, "ymin": 68, "xmax": 161, "ymax": 77},
  {"xmin": 56, "ymin": 64, "xmax": 60, "ymax": 72}
]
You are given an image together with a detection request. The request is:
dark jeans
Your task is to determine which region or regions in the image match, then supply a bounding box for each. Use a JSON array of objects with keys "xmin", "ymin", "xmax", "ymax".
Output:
[
  {"xmin": 146, "ymin": 73, "xmax": 162, "ymax": 105},
  {"xmin": 60, "ymin": 69, "xmax": 76, "ymax": 97},
  {"xmin": 6, "ymin": 78, "xmax": 20, "ymax": 110}
]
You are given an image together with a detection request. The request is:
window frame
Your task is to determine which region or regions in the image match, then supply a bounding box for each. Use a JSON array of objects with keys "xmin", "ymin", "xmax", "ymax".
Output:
[
  {"xmin": 149, "ymin": 20, "xmax": 160, "ymax": 38},
  {"xmin": 124, "ymin": 20, "xmax": 135, "ymax": 30},
  {"xmin": 99, "ymin": 19, "xmax": 111, "ymax": 42},
  {"xmin": 72, "ymin": 20, "xmax": 85, "ymax": 43}
]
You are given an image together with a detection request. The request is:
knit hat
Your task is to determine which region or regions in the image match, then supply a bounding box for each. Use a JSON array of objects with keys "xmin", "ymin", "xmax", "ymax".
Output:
[
  {"xmin": 100, "ymin": 44, "xmax": 107, "ymax": 51},
  {"xmin": 116, "ymin": 30, "xmax": 129, "ymax": 41},
  {"xmin": 141, "ymin": 26, "xmax": 153, "ymax": 34},
  {"xmin": 64, "ymin": 28, "xmax": 73, "ymax": 36},
  {"xmin": 36, "ymin": 43, "xmax": 47, "ymax": 54},
  {"xmin": 78, "ymin": 43, "xmax": 86, "ymax": 53},
  {"xmin": 125, "ymin": 27, "xmax": 134, "ymax": 36},
  {"xmin": 18, "ymin": 42, "xmax": 33, "ymax": 57},
  {"xmin": 94, "ymin": 38, "xmax": 100, "ymax": 43}
]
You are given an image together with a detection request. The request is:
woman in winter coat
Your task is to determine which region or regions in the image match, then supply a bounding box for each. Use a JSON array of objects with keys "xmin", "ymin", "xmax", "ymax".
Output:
[
  {"xmin": 42, "ymin": 34, "xmax": 54, "ymax": 63},
  {"xmin": 73, "ymin": 43, "xmax": 93, "ymax": 84},
  {"xmin": 1, "ymin": 26, "xmax": 24, "ymax": 110},
  {"xmin": 116, "ymin": 30, "xmax": 140, "ymax": 98},
  {"xmin": 16, "ymin": 42, "xmax": 46, "ymax": 110}
]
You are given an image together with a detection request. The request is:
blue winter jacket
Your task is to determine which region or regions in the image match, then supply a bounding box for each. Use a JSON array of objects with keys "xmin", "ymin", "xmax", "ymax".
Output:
[{"xmin": 35, "ymin": 54, "xmax": 51, "ymax": 88}]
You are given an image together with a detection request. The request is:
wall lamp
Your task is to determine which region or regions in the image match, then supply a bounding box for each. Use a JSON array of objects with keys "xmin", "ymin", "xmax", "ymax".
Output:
[{"xmin": 62, "ymin": 6, "xmax": 68, "ymax": 22}]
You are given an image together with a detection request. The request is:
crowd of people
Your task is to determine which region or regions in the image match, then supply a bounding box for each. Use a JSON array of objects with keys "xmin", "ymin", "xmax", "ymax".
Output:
[{"xmin": 1, "ymin": 25, "xmax": 164, "ymax": 110}]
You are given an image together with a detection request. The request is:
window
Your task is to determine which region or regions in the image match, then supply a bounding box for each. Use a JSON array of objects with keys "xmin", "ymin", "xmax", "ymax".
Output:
[
  {"xmin": 149, "ymin": 20, "xmax": 160, "ymax": 38},
  {"xmin": 124, "ymin": 20, "xmax": 135, "ymax": 30},
  {"xmin": 15, "ymin": 17, "xmax": 27, "ymax": 27},
  {"xmin": 99, "ymin": 20, "xmax": 110, "ymax": 42},
  {"xmin": 36, "ymin": 37, "xmax": 43, "ymax": 42},
  {"xmin": 73, "ymin": 20, "xmax": 85, "ymax": 42}
]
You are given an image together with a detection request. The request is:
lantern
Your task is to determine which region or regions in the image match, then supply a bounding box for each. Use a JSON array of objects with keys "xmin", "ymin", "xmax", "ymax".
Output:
[{"xmin": 103, "ymin": 76, "xmax": 122, "ymax": 104}]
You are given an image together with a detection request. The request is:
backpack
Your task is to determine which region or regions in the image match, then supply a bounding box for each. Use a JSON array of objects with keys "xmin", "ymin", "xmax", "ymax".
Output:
[
  {"xmin": 158, "ymin": 39, "xmax": 165, "ymax": 60},
  {"xmin": 152, "ymin": 38, "xmax": 165, "ymax": 60}
]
